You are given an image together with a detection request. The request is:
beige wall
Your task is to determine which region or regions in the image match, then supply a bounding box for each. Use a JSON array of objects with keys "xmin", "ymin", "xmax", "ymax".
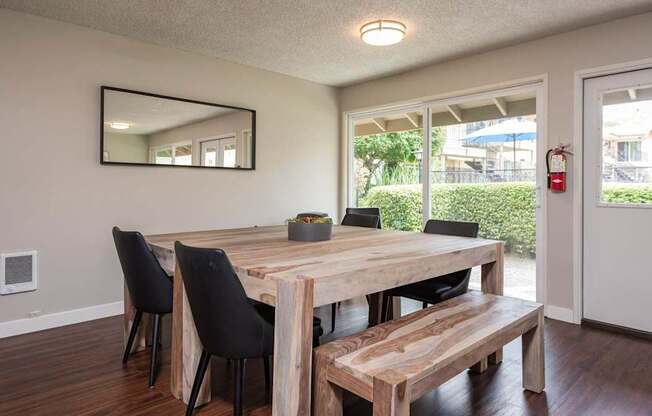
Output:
[
  {"xmin": 149, "ymin": 111, "xmax": 252, "ymax": 167},
  {"xmin": 340, "ymin": 12, "xmax": 652, "ymax": 312},
  {"xmin": 104, "ymin": 133, "xmax": 149, "ymax": 163},
  {"xmin": 0, "ymin": 9, "xmax": 338, "ymax": 323}
]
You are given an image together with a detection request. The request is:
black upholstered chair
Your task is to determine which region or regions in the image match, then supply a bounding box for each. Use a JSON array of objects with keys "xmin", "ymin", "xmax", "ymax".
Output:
[
  {"xmin": 329, "ymin": 212, "xmax": 381, "ymax": 332},
  {"xmin": 174, "ymin": 242, "xmax": 324, "ymax": 416},
  {"xmin": 112, "ymin": 226, "xmax": 173, "ymax": 388},
  {"xmin": 345, "ymin": 207, "xmax": 382, "ymax": 229},
  {"xmin": 381, "ymin": 219, "xmax": 479, "ymax": 322}
]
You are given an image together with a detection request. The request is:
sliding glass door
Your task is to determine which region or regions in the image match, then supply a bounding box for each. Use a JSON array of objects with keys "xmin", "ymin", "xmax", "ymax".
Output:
[{"xmin": 348, "ymin": 83, "xmax": 546, "ymax": 303}]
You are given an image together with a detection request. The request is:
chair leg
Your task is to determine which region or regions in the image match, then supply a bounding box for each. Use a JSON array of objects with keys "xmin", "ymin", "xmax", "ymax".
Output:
[
  {"xmin": 186, "ymin": 349, "xmax": 212, "ymax": 416},
  {"xmin": 331, "ymin": 303, "xmax": 337, "ymax": 332},
  {"xmin": 422, "ymin": 302, "xmax": 428, "ymax": 309},
  {"xmin": 123, "ymin": 309, "xmax": 143, "ymax": 364},
  {"xmin": 381, "ymin": 295, "xmax": 391, "ymax": 323},
  {"xmin": 234, "ymin": 359, "xmax": 246, "ymax": 416},
  {"xmin": 263, "ymin": 355, "xmax": 271, "ymax": 392},
  {"xmin": 148, "ymin": 314, "xmax": 161, "ymax": 388}
]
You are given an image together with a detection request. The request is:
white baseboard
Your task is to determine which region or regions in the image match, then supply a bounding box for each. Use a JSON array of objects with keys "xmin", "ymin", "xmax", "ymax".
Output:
[
  {"xmin": 545, "ymin": 304, "xmax": 575, "ymax": 323},
  {"xmin": 0, "ymin": 301, "xmax": 124, "ymax": 339}
]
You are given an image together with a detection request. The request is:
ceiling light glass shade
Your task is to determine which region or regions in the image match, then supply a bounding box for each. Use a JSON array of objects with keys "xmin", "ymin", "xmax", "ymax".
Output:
[
  {"xmin": 109, "ymin": 122, "xmax": 130, "ymax": 130},
  {"xmin": 360, "ymin": 20, "xmax": 406, "ymax": 46}
]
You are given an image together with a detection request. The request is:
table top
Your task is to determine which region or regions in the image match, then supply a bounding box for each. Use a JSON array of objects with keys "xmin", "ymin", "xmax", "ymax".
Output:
[{"xmin": 147, "ymin": 225, "xmax": 501, "ymax": 306}]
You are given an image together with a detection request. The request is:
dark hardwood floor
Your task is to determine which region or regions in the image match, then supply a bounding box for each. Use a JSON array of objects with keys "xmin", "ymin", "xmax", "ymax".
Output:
[{"xmin": 2, "ymin": 298, "xmax": 652, "ymax": 416}]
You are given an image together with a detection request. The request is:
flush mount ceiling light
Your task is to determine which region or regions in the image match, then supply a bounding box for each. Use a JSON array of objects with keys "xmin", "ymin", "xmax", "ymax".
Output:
[
  {"xmin": 360, "ymin": 20, "xmax": 406, "ymax": 46},
  {"xmin": 109, "ymin": 122, "xmax": 130, "ymax": 130}
]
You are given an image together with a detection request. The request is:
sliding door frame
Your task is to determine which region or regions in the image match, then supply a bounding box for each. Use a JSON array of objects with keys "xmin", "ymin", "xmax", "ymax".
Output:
[{"xmin": 345, "ymin": 77, "xmax": 548, "ymax": 305}]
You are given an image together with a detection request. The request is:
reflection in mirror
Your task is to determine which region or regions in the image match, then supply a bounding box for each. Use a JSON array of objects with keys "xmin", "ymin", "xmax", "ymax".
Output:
[{"xmin": 101, "ymin": 87, "xmax": 255, "ymax": 169}]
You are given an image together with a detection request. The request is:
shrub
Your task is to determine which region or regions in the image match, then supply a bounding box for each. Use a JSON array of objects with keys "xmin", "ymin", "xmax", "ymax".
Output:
[
  {"xmin": 361, "ymin": 182, "xmax": 652, "ymax": 257},
  {"xmin": 602, "ymin": 185, "xmax": 652, "ymax": 204},
  {"xmin": 361, "ymin": 183, "xmax": 536, "ymax": 256}
]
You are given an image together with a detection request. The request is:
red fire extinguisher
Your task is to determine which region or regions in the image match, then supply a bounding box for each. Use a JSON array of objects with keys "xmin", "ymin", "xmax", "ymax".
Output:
[{"xmin": 546, "ymin": 144, "xmax": 572, "ymax": 192}]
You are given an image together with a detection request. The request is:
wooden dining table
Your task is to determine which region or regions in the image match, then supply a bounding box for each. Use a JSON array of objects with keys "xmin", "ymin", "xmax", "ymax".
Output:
[{"xmin": 124, "ymin": 224, "xmax": 504, "ymax": 415}]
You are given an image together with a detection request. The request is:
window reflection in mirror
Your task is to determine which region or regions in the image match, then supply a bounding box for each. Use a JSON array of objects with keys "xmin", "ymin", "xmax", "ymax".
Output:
[{"xmin": 101, "ymin": 87, "xmax": 255, "ymax": 169}]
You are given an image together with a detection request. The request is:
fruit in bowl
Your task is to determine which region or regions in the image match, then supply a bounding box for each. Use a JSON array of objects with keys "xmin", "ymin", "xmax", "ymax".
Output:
[
  {"xmin": 287, "ymin": 212, "xmax": 333, "ymax": 241},
  {"xmin": 287, "ymin": 215, "xmax": 333, "ymax": 224}
]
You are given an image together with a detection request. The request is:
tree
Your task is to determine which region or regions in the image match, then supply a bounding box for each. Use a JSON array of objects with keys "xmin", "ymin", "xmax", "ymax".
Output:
[{"xmin": 354, "ymin": 128, "xmax": 445, "ymax": 196}]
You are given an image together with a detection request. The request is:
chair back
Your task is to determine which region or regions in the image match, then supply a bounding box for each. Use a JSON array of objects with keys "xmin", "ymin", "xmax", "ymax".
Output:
[
  {"xmin": 345, "ymin": 207, "xmax": 382, "ymax": 228},
  {"xmin": 423, "ymin": 220, "xmax": 479, "ymax": 300},
  {"xmin": 112, "ymin": 227, "xmax": 173, "ymax": 314},
  {"xmin": 174, "ymin": 242, "xmax": 273, "ymax": 359},
  {"xmin": 423, "ymin": 219, "xmax": 479, "ymax": 238},
  {"xmin": 341, "ymin": 213, "xmax": 380, "ymax": 229}
]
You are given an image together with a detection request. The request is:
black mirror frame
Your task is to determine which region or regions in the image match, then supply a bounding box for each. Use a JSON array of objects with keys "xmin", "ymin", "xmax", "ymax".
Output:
[{"xmin": 100, "ymin": 86, "xmax": 256, "ymax": 170}]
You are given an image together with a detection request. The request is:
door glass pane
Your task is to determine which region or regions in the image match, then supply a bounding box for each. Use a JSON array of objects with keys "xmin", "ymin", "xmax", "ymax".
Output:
[
  {"xmin": 222, "ymin": 143, "xmax": 236, "ymax": 167},
  {"xmin": 430, "ymin": 99, "xmax": 538, "ymax": 302},
  {"xmin": 601, "ymin": 85, "xmax": 652, "ymax": 205},
  {"xmin": 174, "ymin": 144, "xmax": 192, "ymax": 166},
  {"xmin": 155, "ymin": 147, "xmax": 172, "ymax": 165},
  {"xmin": 201, "ymin": 140, "xmax": 218, "ymax": 167},
  {"xmin": 352, "ymin": 110, "xmax": 424, "ymax": 231}
]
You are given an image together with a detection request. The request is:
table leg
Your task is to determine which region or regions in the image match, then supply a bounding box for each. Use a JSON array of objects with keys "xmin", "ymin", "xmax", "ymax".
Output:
[
  {"xmin": 123, "ymin": 284, "xmax": 149, "ymax": 353},
  {"xmin": 367, "ymin": 292, "xmax": 382, "ymax": 326},
  {"xmin": 272, "ymin": 278, "xmax": 314, "ymax": 416},
  {"xmin": 482, "ymin": 243, "xmax": 505, "ymax": 366},
  {"xmin": 170, "ymin": 260, "xmax": 211, "ymax": 406}
]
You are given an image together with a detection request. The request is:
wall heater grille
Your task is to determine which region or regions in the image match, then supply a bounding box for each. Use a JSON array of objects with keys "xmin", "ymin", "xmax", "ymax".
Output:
[{"xmin": 1, "ymin": 251, "xmax": 38, "ymax": 295}]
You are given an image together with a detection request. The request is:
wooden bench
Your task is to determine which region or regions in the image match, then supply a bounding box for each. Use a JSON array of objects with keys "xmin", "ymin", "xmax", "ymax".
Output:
[{"xmin": 313, "ymin": 291, "xmax": 544, "ymax": 416}]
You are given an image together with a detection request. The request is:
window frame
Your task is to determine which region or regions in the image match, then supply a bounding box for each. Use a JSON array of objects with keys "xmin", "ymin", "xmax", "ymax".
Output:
[{"xmin": 149, "ymin": 141, "xmax": 192, "ymax": 166}]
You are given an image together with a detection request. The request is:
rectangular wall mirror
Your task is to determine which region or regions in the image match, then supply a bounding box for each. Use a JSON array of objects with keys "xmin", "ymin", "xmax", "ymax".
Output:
[{"xmin": 101, "ymin": 86, "xmax": 255, "ymax": 169}]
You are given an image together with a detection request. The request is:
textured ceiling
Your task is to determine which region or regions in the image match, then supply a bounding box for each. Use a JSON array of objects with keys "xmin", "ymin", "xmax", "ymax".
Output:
[{"xmin": 2, "ymin": 0, "xmax": 652, "ymax": 86}]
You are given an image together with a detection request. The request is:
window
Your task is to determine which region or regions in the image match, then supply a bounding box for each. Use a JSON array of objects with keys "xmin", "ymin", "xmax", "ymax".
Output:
[
  {"xmin": 351, "ymin": 110, "xmax": 424, "ymax": 231},
  {"xmin": 151, "ymin": 142, "xmax": 192, "ymax": 166},
  {"xmin": 154, "ymin": 147, "xmax": 172, "ymax": 165},
  {"xmin": 600, "ymin": 86, "xmax": 652, "ymax": 204},
  {"xmin": 617, "ymin": 141, "xmax": 642, "ymax": 162},
  {"xmin": 174, "ymin": 144, "xmax": 192, "ymax": 165}
]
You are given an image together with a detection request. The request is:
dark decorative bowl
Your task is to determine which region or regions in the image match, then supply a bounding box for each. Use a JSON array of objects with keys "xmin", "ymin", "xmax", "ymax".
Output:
[{"xmin": 288, "ymin": 222, "xmax": 332, "ymax": 242}]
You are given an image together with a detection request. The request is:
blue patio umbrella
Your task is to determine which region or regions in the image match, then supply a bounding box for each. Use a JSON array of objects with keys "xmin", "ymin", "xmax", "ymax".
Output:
[{"xmin": 464, "ymin": 119, "xmax": 537, "ymax": 166}]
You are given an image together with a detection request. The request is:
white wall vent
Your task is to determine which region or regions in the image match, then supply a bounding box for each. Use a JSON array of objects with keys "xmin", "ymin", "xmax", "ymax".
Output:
[{"xmin": 1, "ymin": 251, "xmax": 38, "ymax": 295}]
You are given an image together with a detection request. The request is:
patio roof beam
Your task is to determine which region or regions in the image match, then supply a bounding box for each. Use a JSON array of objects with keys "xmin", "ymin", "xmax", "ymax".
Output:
[
  {"xmin": 405, "ymin": 112, "xmax": 420, "ymax": 128},
  {"xmin": 627, "ymin": 88, "xmax": 638, "ymax": 101},
  {"xmin": 447, "ymin": 105, "xmax": 463, "ymax": 123},
  {"xmin": 493, "ymin": 97, "xmax": 508, "ymax": 116},
  {"xmin": 372, "ymin": 117, "xmax": 387, "ymax": 132}
]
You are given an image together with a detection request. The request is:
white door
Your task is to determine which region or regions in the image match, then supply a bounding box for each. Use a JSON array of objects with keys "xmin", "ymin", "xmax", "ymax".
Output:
[{"xmin": 583, "ymin": 68, "xmax": 652, "ymax": 332}]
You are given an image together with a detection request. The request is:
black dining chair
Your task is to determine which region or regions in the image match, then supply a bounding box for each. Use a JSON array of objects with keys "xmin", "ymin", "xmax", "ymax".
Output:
[
  {"xmin": 381, "ymin": 219, "xmax": 480, "ymax": 322},
  {"xmin": 329, "ymin": 212, "xmax": 381, "ymax": 332},
  {"xmin": 345, "ymin": 207, "xmax": 382, "ymax": 229},
  {"xmin": 174, "ymin": 242, "xmax": 324, "ymax": 416},
  {"xmin": 112, "ymin": 226, "xmax": 173, "ymax": 388}
]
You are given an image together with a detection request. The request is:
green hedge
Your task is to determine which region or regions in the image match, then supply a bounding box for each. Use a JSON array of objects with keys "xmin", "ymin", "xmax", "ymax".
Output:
[
  {"xmin": 602, "ymin": 186, "xmax": 652, "ymax": 204},
  {"xmin": 361, "ymin": 183, "xmax": 536, "ymax": 255},
  {"xmin": 361, "ymin": 182, "xmax": 652, "ymax": 257}
]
